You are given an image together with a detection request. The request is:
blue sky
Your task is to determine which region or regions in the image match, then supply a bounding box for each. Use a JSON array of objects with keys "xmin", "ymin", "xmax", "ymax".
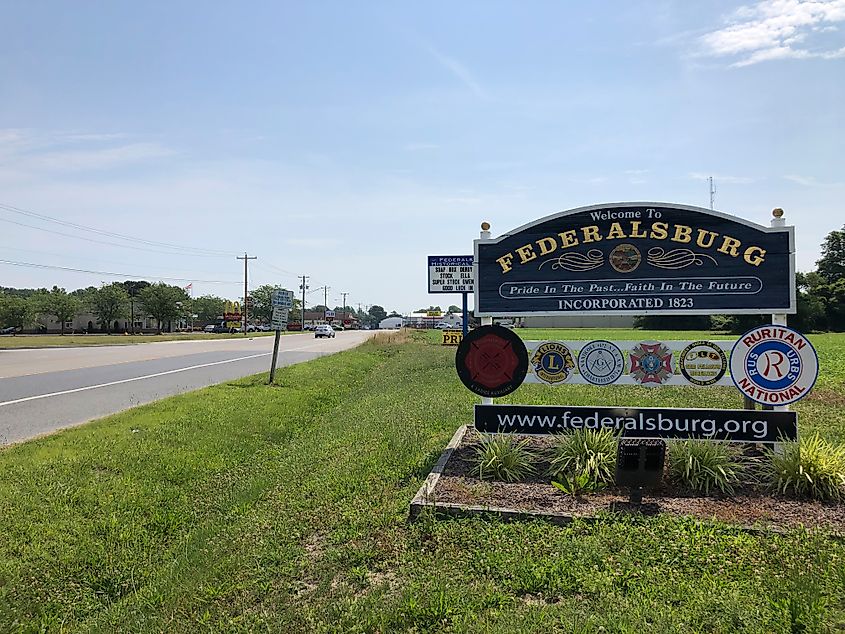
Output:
[{"xmin": 0, "ymin": 0, "xmax": 843, "ymax": 313}]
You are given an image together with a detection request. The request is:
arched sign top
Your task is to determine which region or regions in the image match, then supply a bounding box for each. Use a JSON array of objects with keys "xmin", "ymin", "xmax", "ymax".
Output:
[
  {"xmin": 493, "ymin": 201, "xmax": 790, "ymax": 240},
  {"xmin": 474, "ymin": 202, "xmax": 795, "ymax": 317}
]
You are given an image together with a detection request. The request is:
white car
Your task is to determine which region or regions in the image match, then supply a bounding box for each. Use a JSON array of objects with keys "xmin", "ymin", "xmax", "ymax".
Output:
[
  {"xmin": 314, "ymin": 324, "xmax": 336, "ymax": 338},
  {"xmin": 435, "ymin": 322, "xmax": 456, "ymax": 329}
]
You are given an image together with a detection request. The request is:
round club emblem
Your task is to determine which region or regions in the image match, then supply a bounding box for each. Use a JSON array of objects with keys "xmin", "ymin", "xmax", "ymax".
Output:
[
  {"xmin": 630, "ymin": 342, "xmax": 673, "ymax": 384},
  {"xmin": 730, "ymin": 325, "xmax": 818, "ymax": 405},
  {"xmin": 455, "ymin": 325, "xmax": 529, "ymax": 397},
  {"xmin": 530, "ymin": 342, "xmax": 575, "ymax": 384},
  {"xmin": 679, "ymin": 341, "xmax": 728, "ymax": 386},
  {"xmin": 577, "ymin": 340, "xmax": 625, "ymax": 385},
  {"xmin": 609, "ymin": 243, "xmax": 641, "ymax": 273}
]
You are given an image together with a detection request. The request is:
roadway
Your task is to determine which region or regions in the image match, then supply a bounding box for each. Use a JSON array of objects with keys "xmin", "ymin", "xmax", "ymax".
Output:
[{"xmin": 0, "ymin": 331, "xmax": 374, "ymax": 446}]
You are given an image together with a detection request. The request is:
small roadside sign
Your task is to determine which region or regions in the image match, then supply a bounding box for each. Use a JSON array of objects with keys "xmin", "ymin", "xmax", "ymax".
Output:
[
  {"xmin": 272, "ymin": 289, "xmax": 294, "ymax": 309},
  {"xmin": 271, "ymin": 307, "xmax": 289, "ymax": 331},
  {"xmin": 325, "ymin": 309, "xmax": 335, "ymax": 320}
]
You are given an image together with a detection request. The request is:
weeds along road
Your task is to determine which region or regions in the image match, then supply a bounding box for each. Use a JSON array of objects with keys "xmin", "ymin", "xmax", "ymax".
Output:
[{"xmin": 0, "ymin": 331, "xmax": 375, "ymax": 446}]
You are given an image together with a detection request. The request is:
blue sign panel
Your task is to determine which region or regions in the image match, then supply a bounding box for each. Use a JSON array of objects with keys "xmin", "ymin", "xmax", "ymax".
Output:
[{"xmin": 475, "ymin": 203, "xmax": 795, "ymax": 316}]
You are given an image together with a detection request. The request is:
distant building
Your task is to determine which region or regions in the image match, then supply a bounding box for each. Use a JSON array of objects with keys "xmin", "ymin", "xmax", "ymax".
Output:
[
  {"xmin": 302, "ymin": 310, "xmax": 358, "ymax": 328},
  {"xmin": 379, "ymin": 316, "xmax": 403, "ymax": 329},
  {"xmin": 35, "ymin": 312, "xmax": 163, "ymax": 334}
]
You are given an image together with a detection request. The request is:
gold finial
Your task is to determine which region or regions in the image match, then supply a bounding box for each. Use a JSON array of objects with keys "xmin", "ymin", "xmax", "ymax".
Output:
[
  {"xmin": 481, "ymin": 221, "xmax": 491, "ymax": 231},
  {"xmin": 772, "ymin": 208, "xmax": 784, "ymax": 218}
]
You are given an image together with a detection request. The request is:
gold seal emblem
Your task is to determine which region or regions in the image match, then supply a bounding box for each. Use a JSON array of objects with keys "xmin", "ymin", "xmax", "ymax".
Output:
[{"xmin": 609, "ymin": 243, "xmax": 641, "ymax": 273}]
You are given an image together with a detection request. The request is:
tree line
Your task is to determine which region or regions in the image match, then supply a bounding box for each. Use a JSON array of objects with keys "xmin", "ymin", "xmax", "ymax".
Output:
[
  {"xmin": 0, "ymin": 282, "xmax": 193, "ymax": 334},
  {"xmin": 0, "ymin": 281, "xmax": 405, "ymax": 334}
]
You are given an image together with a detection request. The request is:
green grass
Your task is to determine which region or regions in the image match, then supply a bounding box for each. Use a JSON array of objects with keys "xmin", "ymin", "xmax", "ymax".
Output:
[
  {"xmin": 0, "ymin": 331, "xmax": 281, "ymax": 349},
  {"xmin": 1, "ymin": 330, "xmax": 845, "ymax": 632}
]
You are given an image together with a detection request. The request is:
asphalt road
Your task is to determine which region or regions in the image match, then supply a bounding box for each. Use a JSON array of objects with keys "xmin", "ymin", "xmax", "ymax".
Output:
[{"xmin": 0, "ymin": 331, "xmax": 374, "ymax": 446}]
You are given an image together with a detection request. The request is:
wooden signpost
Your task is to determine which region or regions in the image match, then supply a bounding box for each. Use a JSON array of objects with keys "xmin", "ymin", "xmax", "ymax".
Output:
[{"xmin": 268, "ymin": 289, "xmax": 294, "ymax": 383}]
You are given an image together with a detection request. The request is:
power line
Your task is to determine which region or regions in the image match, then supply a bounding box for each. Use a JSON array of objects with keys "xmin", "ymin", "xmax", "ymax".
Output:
[
  {"xmin": 0, "ymin": 215, "xmax": 230, "ymax": 258},
  {"xmin": 0, "ymin": 244, "xmax": 240, "ymax": 277},
  {"xmin": 253, "ymin": 260, "xmax": 298, "ymax": 278},
  {"xmin": 0, "ymin": 201, "xmax": 237, "ymax": 256},
  {"xmin": 0, "ymin": 259, "xmax": 239, "ymax": 284}
]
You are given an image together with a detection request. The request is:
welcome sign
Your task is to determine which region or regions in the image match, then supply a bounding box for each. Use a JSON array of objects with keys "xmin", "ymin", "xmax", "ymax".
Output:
[{"xmin": 475, "ymin": 203, "xmax": 795, "ymax": 316}]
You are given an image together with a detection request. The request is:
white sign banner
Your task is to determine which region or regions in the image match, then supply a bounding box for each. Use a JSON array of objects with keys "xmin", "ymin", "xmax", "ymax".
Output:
[
  {"xmin": 428, "ymin": 255, "xmax": 474, "ymax": 294},
  {"xmin": 523, "ymin": 339, "xmax": 735, "ymax": 388},
  {"xmin": 271, "ymin": 307, "xmax": 289, "ymax": 330}
]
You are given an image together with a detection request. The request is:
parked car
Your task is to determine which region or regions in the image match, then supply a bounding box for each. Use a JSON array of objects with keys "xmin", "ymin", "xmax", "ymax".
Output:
[
  {"xmin": 332, "ymin": 324, "xmax": 344, "ymax": 331},
  {"xmin": 211, "ymin": 324, "xmax": 236, "ymax": 334},
  {"xmin": 257, "ymin": 324, "xmax": 271, "ymax": 332},
  {"xmin": 0, "ymin": 326, "xmax": 17, "ymax": 335},
  {"xmin": 203, "ymin": 324, "xmax": 216, "ymax": 333},
  {"xmin": 435, "ymin": 322, "xmax": 456, "ymax": 329},
  {"xmin": 314, "ymin": 324, "xmax": 336, "ymax": 338}
]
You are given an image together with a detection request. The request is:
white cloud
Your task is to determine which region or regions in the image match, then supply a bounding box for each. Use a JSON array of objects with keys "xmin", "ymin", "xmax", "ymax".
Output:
[
  {"xmin": 405, "ymin": 142, "xmax": 439, "ymax": 151},
  {"xmin": 424, "ymin": 45, "xmax": 485, "ymax": 98},
  {"xmin": 286, "ymin": 237, "xmax": 342, "ymax": 249},
  {"xmin": 689, "ymin": 171, "xmax": 755, "ymax": 184},
  {"xmin": 0, "ymin": 129, "xmax": 172, "ymax": 173},
  {"xmin": 25, "ymin": 143, "xmax": 174, "ymax": 172},
  {"xmin": 698, "ymin": 0, "xmax": 845, "ymax": 66},
  {"xmin": 784, "ymin": 173, "xmax": 844, "ymax": 185}
]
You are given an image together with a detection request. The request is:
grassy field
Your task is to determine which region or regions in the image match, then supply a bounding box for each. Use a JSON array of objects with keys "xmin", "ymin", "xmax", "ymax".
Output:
[
  {"xmin": 0, "ymin": 331, "xmax": 279, "ymax": 349},
  {"xmin": 1, "ymin": 329, "xmax": 844, "ymax": 632}
]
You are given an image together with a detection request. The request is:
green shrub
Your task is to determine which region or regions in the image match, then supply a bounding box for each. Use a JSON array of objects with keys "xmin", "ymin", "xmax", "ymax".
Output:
[
  {"xmin": 762, "ymin": 434, "xmax": 845, "ymax": 501},
  {"xmin": 668, "ymin": 440, "xmax": 746, "ymax": 495},
  {"xmin": 472, "ymin": 435, "xmax": 535, "ymax": 482},
  {"xmin": 546, "ymin": 428, "xmax": 617, "ymax": 485}
]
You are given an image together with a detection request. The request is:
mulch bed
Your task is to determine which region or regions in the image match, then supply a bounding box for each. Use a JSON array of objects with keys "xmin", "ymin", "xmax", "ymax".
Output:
[{"xmin": 423, "ymin": 427, "xmax": 845, "ymax": 532}]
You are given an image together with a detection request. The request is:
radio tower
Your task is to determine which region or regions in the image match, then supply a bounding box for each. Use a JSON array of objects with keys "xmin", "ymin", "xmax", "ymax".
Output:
[{"xmin": 709, "ymin": 176, "xmax": 716, "ymax": 210}]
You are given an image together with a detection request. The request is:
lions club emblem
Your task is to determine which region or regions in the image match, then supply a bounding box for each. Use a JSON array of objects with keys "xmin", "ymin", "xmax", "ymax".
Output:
[
  {"xmin": 531, "ymin": 342, "xmax": 575, "ymax": 384},
  {"xmin": 630, "ymin": 342, "xmax": 673, "ymax": 384}
]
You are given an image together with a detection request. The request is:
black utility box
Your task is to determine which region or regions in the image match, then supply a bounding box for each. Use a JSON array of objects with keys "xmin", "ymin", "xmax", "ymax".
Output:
[{"xmin": 616, "ymin": 439, "xmax": 666, "ymax": 488}]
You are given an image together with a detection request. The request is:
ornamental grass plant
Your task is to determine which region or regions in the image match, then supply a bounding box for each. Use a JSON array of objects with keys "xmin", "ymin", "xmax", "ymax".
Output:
[
  {"xmin": 761, "ymin": 434, "xmax": 845, "ymax": 501},
  {"xmin": 667, "ymin": 440, "xmax": 746, "ymax": 496},
  {"xmin": 546, "ymin": 428, "xmax": 617, "ymax": 486},
  {"xmin": 472, "ymin": 435, "xmax": 536, "ymax": 482}
]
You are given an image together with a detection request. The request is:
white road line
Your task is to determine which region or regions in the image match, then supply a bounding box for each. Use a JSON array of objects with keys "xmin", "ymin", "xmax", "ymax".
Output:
[{"xmin": 0, "ymin": 352, "xmax": 272, "ymax": 408}]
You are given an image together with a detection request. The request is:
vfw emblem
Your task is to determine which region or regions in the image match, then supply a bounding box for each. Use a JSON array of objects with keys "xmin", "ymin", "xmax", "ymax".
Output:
[
  {"xmin": 630, "ymin": 342, "xmax": 673, "ymax": 384},
  {"xmin": 531, "ymin": 342, "xmax": 575, "ymax": 384}
]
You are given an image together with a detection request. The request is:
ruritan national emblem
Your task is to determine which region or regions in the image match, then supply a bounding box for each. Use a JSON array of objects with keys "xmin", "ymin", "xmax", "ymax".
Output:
[
  {"xmin": 629, "ymin": 342, "xmax": 674, "ymax": 384},
  {"xmin": 530, "ymin": 342, "xmax": 575, "ymax": 384}
]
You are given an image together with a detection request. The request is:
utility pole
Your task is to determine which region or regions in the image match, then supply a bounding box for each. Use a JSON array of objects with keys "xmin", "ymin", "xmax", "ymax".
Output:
[
  {"xmin": 709, "ymin": 176, "xmax": 716, "ymax": 210},
  {"xmin": 299, "ymin": 275, "xmax": 309, "ymax": 329},
  {"xmin": 236, "ymin": 252, "xmax": 257, "ymax": 334},
  {"xmin": 341, "ymin": 292, "xmax": 348, "ymax": 324}
]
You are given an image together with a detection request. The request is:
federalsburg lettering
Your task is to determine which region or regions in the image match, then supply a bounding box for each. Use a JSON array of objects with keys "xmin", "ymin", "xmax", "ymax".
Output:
[{"xmin": 494, "ymin": 220, "xmax": 767, "ymax": 274}]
